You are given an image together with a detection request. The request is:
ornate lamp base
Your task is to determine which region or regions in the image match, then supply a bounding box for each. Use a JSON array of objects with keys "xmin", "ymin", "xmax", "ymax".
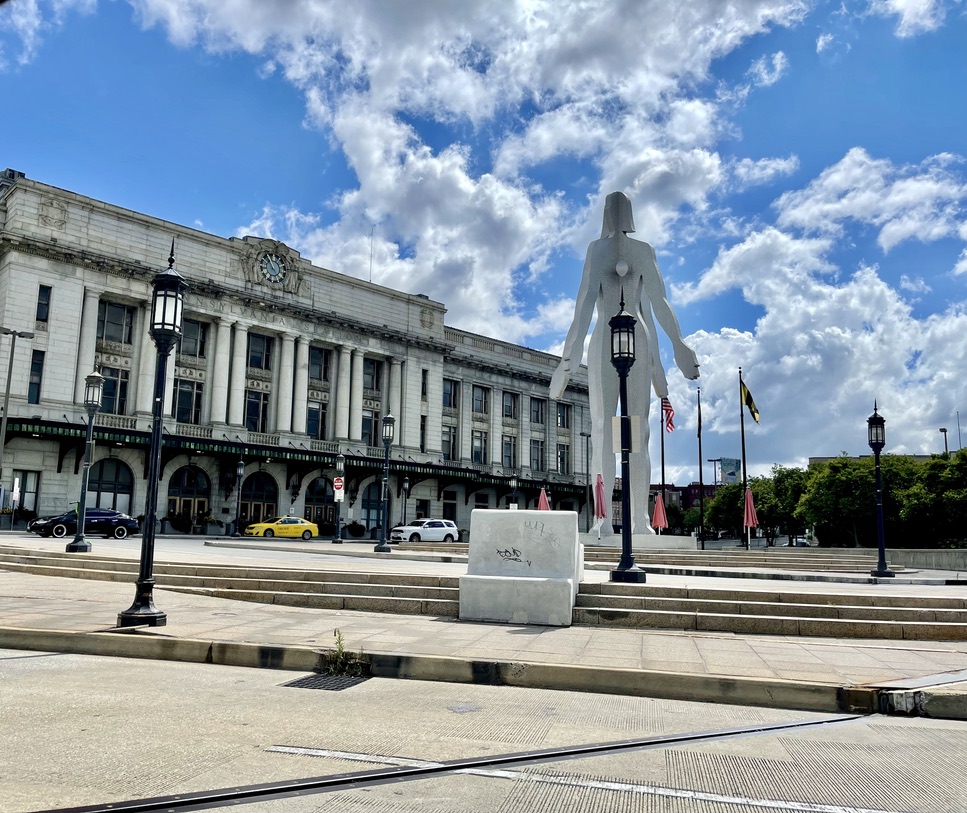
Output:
[{"xmin": 610, "ymin": 568, "xmax": 647, "ymax": 583}]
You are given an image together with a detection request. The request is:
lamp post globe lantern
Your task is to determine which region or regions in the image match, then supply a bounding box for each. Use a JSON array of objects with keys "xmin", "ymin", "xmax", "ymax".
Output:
[
  {"xmin": 66, "ymin": 370, "xmax": 104, "ymax": 553},
  {"xmin": 374, "ymin": 414, "xmax": 395, "ymax": 552},
  {"xmin": 609, "ymin": 294, "xmax": 646, "ymax": 583},
  {"xmin": 867, "ymin": 402, "xmax": 894, "ymax": 578},
  {"xmin": 509, "ymin": 474, "xmax": 518, "ymax": 509},
  {"xmin": 118, "ymin": 241, "xmax": 187, "ymax": 627}
]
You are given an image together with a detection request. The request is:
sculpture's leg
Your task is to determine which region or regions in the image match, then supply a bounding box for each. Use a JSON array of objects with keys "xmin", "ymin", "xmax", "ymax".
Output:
[
  {"xmin": 630, "ymin": 322, "xmax": 655, "ymax": 535},
  {"xmin": 589, "ymin": 325, "xmax": 617, "ymax": 536}
]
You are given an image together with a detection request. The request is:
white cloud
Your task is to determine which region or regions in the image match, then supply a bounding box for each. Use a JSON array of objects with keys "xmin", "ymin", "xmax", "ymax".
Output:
[
  {"xmin": 867, "ymin": 0, "xmax": 946, "ymax": 37},
  {"xmin": 747, "ymin": 51, "xmax": 788, "ymax": 86},
  {"xmin": 816, "ymin": 32, "xmax": 835, "ymax": 52},
  {"xmin": 732, "ymin": 155, "xmax": 799, "ymax": 189},
  {"xmin": 774, "ymin": 148, "xmax": 967, "ymax": 252}
]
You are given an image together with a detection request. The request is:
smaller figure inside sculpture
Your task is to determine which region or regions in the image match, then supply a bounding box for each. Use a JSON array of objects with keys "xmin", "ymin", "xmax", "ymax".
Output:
[{"xmin": 550, "ymin": 191, "xmax": 699, "ymax": 535}]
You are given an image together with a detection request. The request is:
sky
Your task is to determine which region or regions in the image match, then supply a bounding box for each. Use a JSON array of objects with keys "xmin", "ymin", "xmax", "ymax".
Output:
[{"xmin": 2, "ymin": 0, "xmax": 966, "ymax": 485}]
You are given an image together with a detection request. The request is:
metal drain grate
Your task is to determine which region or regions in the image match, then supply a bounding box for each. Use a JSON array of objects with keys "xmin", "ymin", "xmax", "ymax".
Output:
[{"xmin": 282, "ymin": 673, "xmax": 372, "ymax": 691}]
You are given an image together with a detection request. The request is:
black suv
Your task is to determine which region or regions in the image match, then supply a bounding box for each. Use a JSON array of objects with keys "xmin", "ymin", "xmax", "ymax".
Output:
[{"xmin": 27, "ymin": 508, "xmax": 140, "ymax": 539}]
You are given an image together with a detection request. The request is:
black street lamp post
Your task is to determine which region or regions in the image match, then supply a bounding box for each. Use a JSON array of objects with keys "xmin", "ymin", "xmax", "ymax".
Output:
[
  {"xmin": 867, "ymin": 403, "xmax": 895, "ymax": 579},
  {"xmin": 940, "ymin": 427, "xmax": 949, "ymax": 456},
  {"xmin": 609, "ymin": 295, "xmax": 646, "ymax": 583},
  {"xmin": 402, "ymin": 475, "xmax": 410, "ymax": 525},
  {"xmin": 66, "ymin": 370, "xmax": 104, "ymax": 553},
  {"xmin": 232, "ymin": 458, "xmax": 245, "ymax": 537},
  {"xmin": 333, "ymin": 453, "xmax": 345, "ymax": 543},
  {"xmin": 374, "ymin": 414, "xmax": 395, "ymax": 553},
  {"xmin": 118, "ymin": 244, "xmax": 187, "ymax": 627},
  {"xmin": 509, "ymin": 474, "xmax": 518, "ymax": 508}
]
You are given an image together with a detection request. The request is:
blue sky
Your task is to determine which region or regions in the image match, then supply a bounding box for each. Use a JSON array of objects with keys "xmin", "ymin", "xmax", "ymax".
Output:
[{"xmin": 2, "ymin": 0, "xmax": 966, "ymax": 483}]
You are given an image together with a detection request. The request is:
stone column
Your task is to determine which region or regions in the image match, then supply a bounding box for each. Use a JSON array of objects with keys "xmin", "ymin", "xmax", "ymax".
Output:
[
  {"xmin": 389, "ymin": 358, "xmax": 403, "ymax": 441},
  {"xmin": 335, "ymin": 344, "xmax": 351, "ymax": 440},
  {"xmin": 228, "ymin": 322, "xmax": 248, "ymax": 427},
  {"xmin": 209, "ymin": 318, "xmax": 232, "ymax": 425},
  {"xmin": 135, "ymin": 303, "xmax": 154, "ymax": 416},
  {"xmin": 291, "ymin": 337, "xmax": 309, "ymax": 435},
  {"xmin": 275, "ymin": 333, "xmax": 295, "ymax": 433},
  {"xmin": 73, "ymin": 288, "xmax": 100, "ymax": 404},
  {"xmin": 349, "ymin": 349, "xmax": 363, "ymax": 442}
]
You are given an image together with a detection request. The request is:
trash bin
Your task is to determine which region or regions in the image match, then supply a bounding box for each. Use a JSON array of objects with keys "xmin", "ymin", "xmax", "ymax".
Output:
[
  {"xmin": 369, "ymin": 525, "xmax": 381, "ymax": 540},
  {"xmin": 458, "ymin": 528, "xmax": 469, "ymax": 543}
]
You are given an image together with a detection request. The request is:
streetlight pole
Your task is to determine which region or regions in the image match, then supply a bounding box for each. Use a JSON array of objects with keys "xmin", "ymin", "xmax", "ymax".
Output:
[
  {"xmin": 0, "ymin": 327, "xmax": 34, "ymax": 521},
  {"xmin": 118, "ymin": 242, "xmax": 187, "ymax": 627},
  {"xmin": 940, "ymin": 427, "xmax": 949, "ymax": 456},
  {"xmin": 333, "ymin": 453, "xmax": 345, "ymax": 543},
  {"xmin": 66, "ymin": 370, "xmax": 104, "ymax": 553},
  {"xmin": 867, "ymin": 403, "xmax": 894, "ymax": 579},
  {"xmin": 402, "ymin": 475, "xmax": 410, "ymax": 525},
  {"xmin": 707, "ymin": 458, "xmax": 721, "ymax": 488},
  {"xmin": 232, "ymin": 458, "xmax": 245, "ymax": 537},
  {"xmin": 608, "ymin": 294, "xmax": 646, "ymax": 583},
  {"xmin": 580, "ymin": 430, "xmax": 591, "ymax": 532},
  {"xmin": 374, "ymin": 414, "xmax": 395, "ymax": 553},
  {"xmin": 508, "ymin": 474, "xmax": 518, "ymax": 509}
]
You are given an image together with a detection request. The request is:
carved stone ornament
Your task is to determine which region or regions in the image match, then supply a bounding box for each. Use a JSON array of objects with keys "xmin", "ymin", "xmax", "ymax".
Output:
[
  {"xmin": 242, "ymin": 239, "xmax": 302, "ymax": 294},
  {"xmin": 39, "ymin": 198, "xmax": 68, "ymax": 229},
  {"xmin": 420, "ymin": 308, "xmax": 435, "ymax": 329}
]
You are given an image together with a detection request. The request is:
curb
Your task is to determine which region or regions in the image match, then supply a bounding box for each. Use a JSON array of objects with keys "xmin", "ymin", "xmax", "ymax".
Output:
[{"xmin": 0, "ymin": 625, "xmax": 873, "ymax": 716}]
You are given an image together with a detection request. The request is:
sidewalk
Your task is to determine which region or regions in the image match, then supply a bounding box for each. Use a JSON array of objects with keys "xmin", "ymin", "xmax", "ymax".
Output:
[{"xmin": 3, "ymin": 536, "xmax": 967, "ymax": 719}]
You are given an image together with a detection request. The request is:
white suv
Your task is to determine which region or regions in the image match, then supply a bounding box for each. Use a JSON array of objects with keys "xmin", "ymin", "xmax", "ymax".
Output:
[{"xmin": 390, "ymin": 518, "xmax": 459, "ymax": 543}]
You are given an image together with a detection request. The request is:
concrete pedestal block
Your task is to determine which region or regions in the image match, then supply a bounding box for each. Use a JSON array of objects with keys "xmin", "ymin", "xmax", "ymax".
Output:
[{"xmin": 459, "ymin": 509, "xmax": 582, "ymax": 627}]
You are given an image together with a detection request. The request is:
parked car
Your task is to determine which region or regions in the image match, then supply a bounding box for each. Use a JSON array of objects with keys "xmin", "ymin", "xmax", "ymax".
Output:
[
  {"xmin": 27, "ymin": 508, "xmax": 140, "ymax": 539},
  {"xmin": 390, "ymin": 518, "xmax": 459, "ymax": 543},
  {"xmin": 786, "ymin": 539, "xmax": 812, "ymax": 547},
  {"xmin": 243, "ymin": 516, "xmax": 319, "ymax": 539}
]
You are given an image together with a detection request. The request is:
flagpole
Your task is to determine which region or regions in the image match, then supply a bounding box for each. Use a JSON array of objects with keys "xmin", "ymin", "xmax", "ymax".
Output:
[
  {"xmin": 697, "ymin": 387, "xmax": 704, "ymax": 550},
  {"xmin": 739, "ymin": 367, "xmax": 749, "ymax": 550}
]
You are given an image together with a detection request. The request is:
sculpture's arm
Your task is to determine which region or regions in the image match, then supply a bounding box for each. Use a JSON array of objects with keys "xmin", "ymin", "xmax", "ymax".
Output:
[
  {"xmin": 638, "ymin": 243, "xmax": 699, "ymax": 380},
  {"xmin": 550, "ymin": 246, "xmax": 599, "ymax": 398}
]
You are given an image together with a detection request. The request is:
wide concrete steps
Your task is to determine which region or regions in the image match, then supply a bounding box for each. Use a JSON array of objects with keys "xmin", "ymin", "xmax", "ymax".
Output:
[
  {"xmin": 575, "ymin": 582, "xmax": 967, "ymax": 640},
  {"xmin": 400, "ymin": 542, "xmax": 896, "ymax": 573},
  {"xmin": 0, "ymin": 548, "xmax": 460, "ymax": 617}
]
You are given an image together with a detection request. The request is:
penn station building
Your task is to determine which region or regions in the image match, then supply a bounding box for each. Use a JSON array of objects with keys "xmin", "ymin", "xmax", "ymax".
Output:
[{"xmin": 0, "ymin": 169, "xmax": 591, "ymax": 536}]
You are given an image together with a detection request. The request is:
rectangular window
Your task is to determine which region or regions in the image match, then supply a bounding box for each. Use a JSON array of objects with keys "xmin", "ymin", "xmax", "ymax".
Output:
[
  {"xmin": 530, "ymin": 397, "xmax": 546, "ymax": 424},
  {"xmin": 442, "ymin": 425, "xmax": 457, "ymax": 461},
  {"xmin": 362, "ymin": 409, "xmax": 381, "ymax": 447},
  {"xmin": 442, "ymin": 490, "xmax": 457, "ymax": 522},
  {"xmin": 247, "ymin": 334, "xmax": 273, "ymax": 370},
  {"xmin": 100, "ymin": 367, "xmax": 129, "ymax": 415},
  {"xmin": 306, "ymin": 400, "xmax": 328, "ymax": 439},
  {"xmin": 308, "ymin": 346, "xmax": 331, "ymax": 382},
  {"xmin": 244, "ymin": 390, "xmax": 270, "ymax": 432},
  {"xmin": 363, "ymin": 358, "xmax": 382, "ymax": 391},
  {"xmin": 471, "ymin": 429, "xmax": 489, "ymax": 464},
  {"xmin": 12, "ymin": 469, "xmax": 39, "ymax": 513},
  {"xmin": 530, "ymin": 439, "xmax": 546, "ymax": 472},
  {"xmin": 36, "ymin": 285, "xmax": 52, "ymax": 323},
  {"xmin": 173, "ymin": 379, "xmax": 203, "ymax": 424},
  {"xmin": 501, "ymin": 434, "xmax": 518, "ymax": 469},
  {"xmin": 178, "ymin": 319, "xmax": 207, "ymax": 359},
  {"xmin": 557, "ymin": 402, "xmax": 571, "ymax": 429},
  {"xmin": 472, "ymin": 385, "xmax": 489, "ymax": 415},
  {"xmin": 474, "ymin": 493, "xmax": 490, "ymax": 509},
  {"xmin": 557, "ymin": 443, "xmax": 571, "ymax": 475},
  {"xmin": 421, "ymin": 369, "xmax": 429, "ymax": 400},
  {"xmin": 96, "ymin": 301, "xmax": 135, "ymax": 345},
  {"xmin": 502, "ymin": 391, "xmax": 519, "ymax": 419},
  {"xmin": 28, "ymin": 350, "xmax": 44, "ymax": 404},
  {"xmin": 443, "ymin": 378, "xmax": 459, "ymax": 409},
  {"xmin": 420, "ymin": 415, "xmax": 427, "ymax": 453}
]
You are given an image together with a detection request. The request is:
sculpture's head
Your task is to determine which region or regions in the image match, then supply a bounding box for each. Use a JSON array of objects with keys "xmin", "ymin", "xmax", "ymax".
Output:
[{"xmin": 602, "ymin": 191, "xmax": 635, "ymax": 237}]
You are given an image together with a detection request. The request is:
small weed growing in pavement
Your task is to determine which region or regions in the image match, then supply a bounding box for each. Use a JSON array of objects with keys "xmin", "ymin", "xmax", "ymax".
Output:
[{"xmin": 321, "ymin": 628, "xmax": 368, "ymax": 677}]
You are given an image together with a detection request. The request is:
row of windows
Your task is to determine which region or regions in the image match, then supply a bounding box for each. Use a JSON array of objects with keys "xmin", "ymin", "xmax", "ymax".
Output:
[
  {"xmin": 443, "ymin": 379, "xmax": 571, "ymax": 428},
  {"xmin": 456, "ymin": 430, "xmax": 570, "ymax": 474}
]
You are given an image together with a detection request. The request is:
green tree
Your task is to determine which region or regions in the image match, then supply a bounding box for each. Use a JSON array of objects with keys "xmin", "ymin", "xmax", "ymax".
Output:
[
  {"xmin": 772, "ymin": 464, "xmax": 809, "ymax": 541},
  {"xmin": 749, "ymin": 477, "xmax": 780, "ymax": 545},
  {"xmin": 706, "ymin": 483, "xmax": 743, "ymax": 539},
  {"xmin": 796, "ymin": 457, "xmax": 874, "ymax": 547}
]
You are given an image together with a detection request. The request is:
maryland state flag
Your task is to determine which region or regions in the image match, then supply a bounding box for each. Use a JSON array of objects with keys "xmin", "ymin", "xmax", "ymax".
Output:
[{"xmin": 740, "ymin": 380, "xmax": 760, "ymax": 423}]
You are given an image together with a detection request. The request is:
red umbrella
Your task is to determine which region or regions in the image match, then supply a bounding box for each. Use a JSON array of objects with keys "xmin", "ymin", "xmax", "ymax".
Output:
[
  {"xmin": 744, "ymin": 487, "xmax": 759, "ymax": 529},
  {"xmin": 593, "ymin": 474, "xmax": 608, "ymax": 519},
  {"xmin": 652, "ymin": 492, "xmax": 668, "ymax": 531},
  {"xmin": 538, "ymin": 488, "xmax": 550, "ymax": 510}
]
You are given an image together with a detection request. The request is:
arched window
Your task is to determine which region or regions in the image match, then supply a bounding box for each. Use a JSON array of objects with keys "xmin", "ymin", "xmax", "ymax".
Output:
[
  {"xmin": 88, "ymin": 459, "xmax": 135, "ymax": 514},
  {"xmin": 166, "ymin": 465, "xmax": 212, "ymax": 529},
  {"xmin": 240, "ymin": 471, "xmax": 279, "ymax": 525}
]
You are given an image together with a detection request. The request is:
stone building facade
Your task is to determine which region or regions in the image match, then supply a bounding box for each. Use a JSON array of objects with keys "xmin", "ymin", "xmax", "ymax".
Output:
[{"xmin": 0, "ymin": 169, "xmax": 590, "ymax": 534}]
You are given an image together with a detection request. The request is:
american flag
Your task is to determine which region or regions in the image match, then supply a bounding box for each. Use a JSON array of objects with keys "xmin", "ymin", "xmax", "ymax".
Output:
[{"xmin": 661, "ymin": 397, "xmax": 675, "ymax": 432}]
